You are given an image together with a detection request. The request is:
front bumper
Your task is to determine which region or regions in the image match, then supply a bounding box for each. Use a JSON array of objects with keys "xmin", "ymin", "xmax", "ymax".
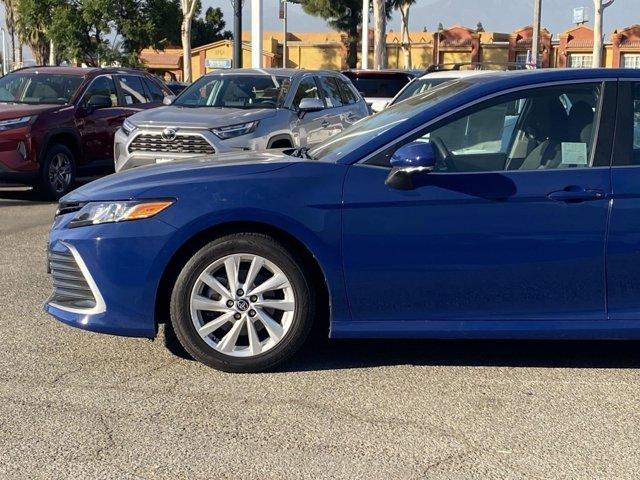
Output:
[
  {"xmin": 114, "ymin": 127, "xmax": 270, "ymax": 172},
  {"xmin": 45, "ymin": 213, "xmax": 178, "ymax": 338}
]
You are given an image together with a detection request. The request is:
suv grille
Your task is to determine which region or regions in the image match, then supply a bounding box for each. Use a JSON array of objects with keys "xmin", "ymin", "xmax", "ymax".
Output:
[
  {"xmin": 129, "ymin": 133, "xmax": 215, "ymax": 155},
  {"xmin": 48, "ymin": 248, "xmax": 97, "ymax": 310}
]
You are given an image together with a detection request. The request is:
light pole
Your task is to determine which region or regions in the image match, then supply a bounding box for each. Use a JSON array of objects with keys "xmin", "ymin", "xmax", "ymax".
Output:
[
  {"xmin": 531, "ymin": 0, "xmax": 542, "ymax": 68},
  {"xmin": 361, "ymin": 0, "xmax": 369, "ymax": 69},
  {"xmin": 593, "ymin": 0, "xmax": 615, "ymax": 67},
  {"xmin": 232, "ymin": 0, "xmax": 243, "ymax": 68},
  {"xmin": 251, "ymin": 0, "xmax": 263, "ymax": 67},
  {"xmin": 1, "ymin": 29, "xmax": 6, "ymax": 75},
  {"xmin": 281, "ymin": 0, "xmax": 287, "ymax": 67}
]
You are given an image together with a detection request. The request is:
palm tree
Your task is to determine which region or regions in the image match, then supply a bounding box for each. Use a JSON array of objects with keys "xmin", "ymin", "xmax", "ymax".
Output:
[
  {"xmin": 1, "ymin": 0, "xmax": 17, "ymax": 68},
  {"xmin": 392, "ymin": 0, "xmax": 415, "ymax": 69},
  {"xmin": 372, "ymin": 0, "xmax": 386, "ymax": 69}
]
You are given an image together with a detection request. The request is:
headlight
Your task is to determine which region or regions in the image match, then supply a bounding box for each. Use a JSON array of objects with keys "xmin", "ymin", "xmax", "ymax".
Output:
[
  {"xmin": 0, "ymin": 116, "xmax": 34, "ymax": 131},
  {"xmin": 121, "ymin": 118, "xmax": 137, "ymax": 136},
  {"xmin": 211, "ymin": 121, "xmax": 258, "ymax": 140},
  {"xmin": 68, "ymin": 200, "xmax": 174, "ymax": 228}
]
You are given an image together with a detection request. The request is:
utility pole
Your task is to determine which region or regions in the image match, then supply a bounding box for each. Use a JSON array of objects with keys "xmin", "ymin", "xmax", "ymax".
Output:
[
  {"xmin": 233, "ymin": 0, "xmax": 242, "ymax": 68},
  {"xmin": 361, "ymin": 0, "xmax": 369, "ymax": 69},
  {"xmin": 280, "ymin": 0, "xmax": 287, "ymax": 68},
  {"xmin": 531, "ymin": 0, "xmax": 542, "ymax": 69},
  {"xmin": 593, "ymin": 0, "xmax": 615, "ymax": 67}
]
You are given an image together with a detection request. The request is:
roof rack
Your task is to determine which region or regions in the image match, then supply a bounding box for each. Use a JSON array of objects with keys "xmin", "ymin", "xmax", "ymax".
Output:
[{"xmin": 423, "ymin": 62, "xmax": 527, "ymax": 74}]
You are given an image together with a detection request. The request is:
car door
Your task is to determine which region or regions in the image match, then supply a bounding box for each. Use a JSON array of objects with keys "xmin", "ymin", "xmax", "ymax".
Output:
[
  {"xmin": 606, "ymin": 79, "xmax": 640, "ymax": 322},
  {"xmin": 316, "ymin": 75, "xmax": 349, "ymax": 136},
  {"xmin": 75, "ymin": 74, "xmax": 127, "ymax": 165},
  {"xmin": 341, "ymin": 81, "xmax": 616, "ymax": 330},
  {"xmin": 336, "ymin": 76, "xmax": 368, "ymax": 126},
  {"xmin": 290, "ymin": 76, "xmax": 335, "ymax": 147}
]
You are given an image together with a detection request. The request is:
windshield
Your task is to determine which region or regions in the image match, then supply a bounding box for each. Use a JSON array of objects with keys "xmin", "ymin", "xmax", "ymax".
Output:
[
  {"xmin": 393, "ymin": 78, "xmax": 454, "ymax": 104},
  {"xmin": 308, "ymin": 80, "xmax": 474, "ymax": 161},
  {"xmin": 348, "ymin": 76, "xmax": 410, "ymax": 98},
  {"xmin": 0, "ymin": 73, "xmax": 84, "ymax": 105},
  {"xmin": 174, "ymin": 74, "xmax": 289, "ymax": 109}
]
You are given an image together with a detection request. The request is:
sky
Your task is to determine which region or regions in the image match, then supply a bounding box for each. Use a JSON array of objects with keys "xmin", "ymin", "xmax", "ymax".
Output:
[{"xmin": 1, "ymin": 0, "xmax": 636, "ymax": 60}]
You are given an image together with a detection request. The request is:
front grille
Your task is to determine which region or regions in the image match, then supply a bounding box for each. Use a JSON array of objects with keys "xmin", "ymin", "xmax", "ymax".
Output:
[
  {"xmin": 128, "ymin": 133, "xmax": 215, "ymax": 155},
  {"xmin": 48, "ymin": 248, "xmax": 97, "ymax": 310}
]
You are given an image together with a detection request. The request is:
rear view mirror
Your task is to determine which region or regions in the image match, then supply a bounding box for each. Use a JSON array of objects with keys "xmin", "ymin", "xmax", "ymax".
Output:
[{"xmin": 386, "ymin": 141, "xmax": 438, "ymax": 190}]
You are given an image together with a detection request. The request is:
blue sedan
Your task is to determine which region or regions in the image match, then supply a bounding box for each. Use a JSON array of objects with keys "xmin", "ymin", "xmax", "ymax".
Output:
[{"xmin": 46, "ymin": 69, "xmax": 640, "ymax": 372}]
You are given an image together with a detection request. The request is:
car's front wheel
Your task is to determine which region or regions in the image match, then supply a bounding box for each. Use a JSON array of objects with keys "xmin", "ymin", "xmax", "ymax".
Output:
[
  {"xmin": 170, "ymin": 233, "xmax": 315, "ymax": 372},
  {"xmin": 38, "ymin": 144, "xmax": 76, "ymax": 200}
]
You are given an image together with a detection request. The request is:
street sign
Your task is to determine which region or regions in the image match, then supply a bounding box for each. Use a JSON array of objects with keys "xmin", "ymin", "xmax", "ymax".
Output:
[
  {"xmin": 205, "ymin": 58, "xmax": 233, "ymax": 69},
  {"xmin": 573, "ymin": 6, "xmax": 588, "ymax": 25}
]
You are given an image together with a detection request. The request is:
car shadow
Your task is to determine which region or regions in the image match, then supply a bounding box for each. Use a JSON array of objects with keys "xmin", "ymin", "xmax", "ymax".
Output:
[
  {"xmin": 162, "ymin": 322, "xmax": 640, "ymax": 372},
  {"xmin": 279, "ymin": 338, "xmax": 640, "ymax": 372}
]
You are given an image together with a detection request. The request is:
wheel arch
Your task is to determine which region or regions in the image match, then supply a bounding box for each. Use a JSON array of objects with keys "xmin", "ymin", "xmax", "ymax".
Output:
[
  {"xmin": 40, "ymin": 129, "xmax": 83, "ymax": 168},
  {"xmin": 155, "ymin": 220, "xmax": 331, "ymax": 336},
  {"xmin": 267, "ymin": 134, "xmax": 294, "ymax": 149}
]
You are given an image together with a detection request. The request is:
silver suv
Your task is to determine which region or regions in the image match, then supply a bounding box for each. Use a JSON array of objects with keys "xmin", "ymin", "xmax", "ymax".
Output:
[{"xmin": 114, "ymin": 68, "xmax": 369, "ymax": 171}]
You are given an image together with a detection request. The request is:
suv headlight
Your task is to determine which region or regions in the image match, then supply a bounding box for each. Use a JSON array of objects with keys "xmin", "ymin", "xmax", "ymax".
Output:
[
  {"xmin": 68, "ymin": 200, "xmax": 174, "ymax": 228},
  {"xmin": 121, "ymin": 118, "xmax": 137, "ymax": 136},
  {"xmin": 211, "ymin": 121, "xmax": 258, "ymax": 140},
  {"xmin": 0, "ymin": 116, "xmax": 34, "ymax": 131}
]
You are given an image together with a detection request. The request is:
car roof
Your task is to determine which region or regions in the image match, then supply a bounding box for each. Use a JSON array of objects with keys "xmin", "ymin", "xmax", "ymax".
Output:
[
  {"xmin": 11, "ymin": 66, "xmax": 153, "ymax": 77},
  {"xmin": 418, "ymin": 70, "xmax": 496, "ymax": 80},
  {"xmin": 341, "ymin": 69, "xmax": 416, "ymax": 78},
  {"xmin": 453, "ymin": 68, "xmax": 640, "ymax": 88},
  {"xmin": 202, "ymin": 68, "xmax": 340, "ymax": 78}
]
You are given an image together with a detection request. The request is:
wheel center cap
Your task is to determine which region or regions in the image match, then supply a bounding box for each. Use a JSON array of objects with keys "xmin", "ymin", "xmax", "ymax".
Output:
[{"xmin": 236, "ymin": 298, "xmax": 250, "ymax": 312}]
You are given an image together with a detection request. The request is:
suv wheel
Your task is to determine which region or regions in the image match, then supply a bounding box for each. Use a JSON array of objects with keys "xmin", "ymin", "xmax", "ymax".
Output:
[
  {"xmin": 170, "ymin": 233, "xmax": 315, "ymax": 372},
  {"xmin": 39, "ymin": 144, "xmax": 76, "ymax": 200}
]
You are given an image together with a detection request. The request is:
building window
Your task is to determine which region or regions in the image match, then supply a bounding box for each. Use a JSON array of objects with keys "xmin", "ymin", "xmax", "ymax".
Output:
[
  {"xmin": 567, "ymin": 53, "xmax": 594, "ymax": 68},
  {"xmin": 622, "ymin": 54, "xmax": 640, "ymax": 69}
]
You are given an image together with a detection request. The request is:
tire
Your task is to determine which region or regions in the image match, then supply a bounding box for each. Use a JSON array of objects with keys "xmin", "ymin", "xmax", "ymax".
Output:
[
  {"xmin": 170, "ymin": 233, "xmax": 315, "ymax": 373},
  {"xmin": 38, "ymin": 144, "xmax": 76, "ymax": 200}
]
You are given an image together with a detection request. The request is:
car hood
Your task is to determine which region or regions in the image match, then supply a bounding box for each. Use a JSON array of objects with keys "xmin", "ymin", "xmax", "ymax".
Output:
[
  {"xmin": 0, "ymin": 102, "xmax": 62, "ymax": 120},
  {"xmin": 127, "ymin": 106, "xmax": 279, "ymax": 129},
  {"xmin": 64, "ymin": 150, "xmax": 297, "ymax": 202}
]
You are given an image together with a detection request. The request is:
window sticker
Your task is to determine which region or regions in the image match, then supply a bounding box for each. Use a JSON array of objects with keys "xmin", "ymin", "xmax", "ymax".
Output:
[
  {"xmin": 125, "ymin": 95, "xmax": 133, "ymax": 105},
  {"xmin": 561, "ymin": 142, "xmax": 588, "ymax": 165}
]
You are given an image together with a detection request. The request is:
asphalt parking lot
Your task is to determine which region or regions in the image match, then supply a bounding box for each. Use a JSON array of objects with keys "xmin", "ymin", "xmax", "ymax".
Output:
[{"xmin": 2, "ymin": 187, "xmax": 640, "ymax": 479}]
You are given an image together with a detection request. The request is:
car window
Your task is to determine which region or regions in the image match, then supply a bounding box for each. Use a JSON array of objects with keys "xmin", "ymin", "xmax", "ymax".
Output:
[
  {"xmin": 393, "ymin": 78, "xmax": 453, "ymax": 104},
  {"xmin": 347, "ymin": 76, "xmax": 410, "ymax": 98},
  {"xmin": 118, "ymin": 75, "xmax": 149, "ymax": 105},
  {"xmin": 80, "ymin": 76, "xmax": 118, "ymax": 107},
  {"xmin": 337, "ymin": 78, "xmax": 359, "ymax": 104},
  {"xmin": 174, "ymin": 74, "xmax": 288, "ymax": 109},
  {"xmin": 633, "ymin": 83, "xmax": 640, "ymax": 164},
  {"xmin": 0, "ymin": 73, "xmax": 84, "ymax": 105},
  {"xmin": 291, "ymin": 77, "xmax": 322, "ymax": 110},
  {"xmin": 143, "ymin": 77, "xmax": 166, "ymax": 102},
  {"xmin": 317, "ymin": 76, "xmax": 343, "ymax": 108},
  {"xmin": 366, "ymin": 83, "xmax": 602, "ymax": 172}
]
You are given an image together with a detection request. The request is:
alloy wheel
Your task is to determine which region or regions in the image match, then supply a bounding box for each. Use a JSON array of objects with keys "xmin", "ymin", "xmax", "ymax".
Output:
[
  {"xmin": 48, "ymin": 153, "xmax": 72, "ymax": 194},
  {"xmin": 189, "ymin": 253, "xmax": 295, "ymax": 357}
]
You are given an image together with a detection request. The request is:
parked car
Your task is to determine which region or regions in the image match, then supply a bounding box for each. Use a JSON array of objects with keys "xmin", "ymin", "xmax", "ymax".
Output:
[
  {"xmin": 114, "ymin": 68, "xmax": 368, "ymax": 172},
  {"xmin": 377, "ymin": 69, "xmax": 494, "ymax": 110},
  {"xmin": 46, "ymin": 68, "xmax": 640, "ymax": 373},
  {"xmin": 0, "ymin": 66, "xmax": 173, "ymax": 198},
  {"xmin": 341, "ymin": 69, "xmax": 416, "ymax": 112}
]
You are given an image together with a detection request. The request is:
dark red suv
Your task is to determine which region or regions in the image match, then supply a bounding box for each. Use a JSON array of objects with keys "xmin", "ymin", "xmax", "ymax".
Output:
[{"xmin": 0, "ymin": 66, "xmax": 172, "ymax": 198}]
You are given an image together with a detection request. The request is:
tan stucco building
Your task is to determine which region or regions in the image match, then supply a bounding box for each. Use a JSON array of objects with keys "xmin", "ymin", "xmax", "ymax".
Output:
[{"xmin": 140, "ymin": 24, "xmax": 640, "ymax": 81}]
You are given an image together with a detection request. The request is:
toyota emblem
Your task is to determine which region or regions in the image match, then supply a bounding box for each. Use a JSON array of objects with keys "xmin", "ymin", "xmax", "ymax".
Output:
[{"xmin": 161, "ymin": 127, "xmax": 177, "ymax": 141}]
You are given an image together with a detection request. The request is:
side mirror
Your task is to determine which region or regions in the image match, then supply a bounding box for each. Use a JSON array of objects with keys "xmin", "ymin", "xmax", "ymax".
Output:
[
  {"xmin": 163, "ymin": 95, "xmax": 176, "ymax": 105},
  {"xmin": 370, "ymin": 100, "xmax": 389, "ymax": 113},
  {"xmin": 298, "ymin": 97, "xmax": 324, "ymax": 112},
  {"xmin": 87, "ymin": 94, "xmax": 112, "ymax": 112},
  {"xmin": 386, "ymin": 141, "xmax": 437, "ymax": 190}
]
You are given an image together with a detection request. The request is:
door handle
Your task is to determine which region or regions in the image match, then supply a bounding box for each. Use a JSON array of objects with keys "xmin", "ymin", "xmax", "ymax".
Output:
[
  {"xmin": 321, "ymin": 120, "xmax": 330, "ymax": 128},
  {"xmin": 547, "ymin": 186, "xmax": 605, "ymax": 203}
]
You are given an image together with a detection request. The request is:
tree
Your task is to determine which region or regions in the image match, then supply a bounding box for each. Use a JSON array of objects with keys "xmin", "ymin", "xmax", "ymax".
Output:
[
  {"xmin": 300, "ymin": 0, "xmax": 363, "ymax": 68},
  {"xmin": 15, "ymin": 0, "xmax": 64, "ymax": 64},
  {"xmin": 192, "ymin": 5, "xmax": 232, "ymax": 48},
  {"xmin": 2, "ymin": 0, "xmax": 16, "ymax": 67},
  {"xmin": 391, "ymin": 0, "xmax": 415, "ymax": 69},
  {"xmin": 372, "ymin": 0, "xmax": 386, "ymax": 69},
  {"xmin": 180, "ymin": 0, "xmax": 198, "ymax": 82}
]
